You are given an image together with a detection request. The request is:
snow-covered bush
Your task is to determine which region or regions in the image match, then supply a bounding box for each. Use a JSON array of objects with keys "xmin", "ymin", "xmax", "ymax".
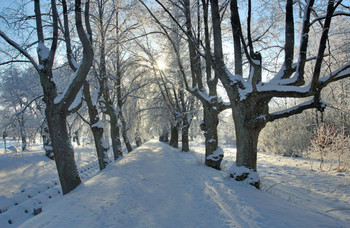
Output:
[
  {"xmin": 259, "ymin": 114, "xmax": 313, "ymax": 157},
  {"xmin": 307, "ymin": 124, "xmax": 350, "ymax": 172}
]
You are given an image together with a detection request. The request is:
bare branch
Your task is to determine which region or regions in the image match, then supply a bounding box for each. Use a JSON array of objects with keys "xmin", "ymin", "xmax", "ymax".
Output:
[
  {"xmin": 264, "ymin": 98, "xmax": 324, "ymax": 123},
  {"xmin": 0, "ymin": 30, "xmax": 39, "ymax": 71}
]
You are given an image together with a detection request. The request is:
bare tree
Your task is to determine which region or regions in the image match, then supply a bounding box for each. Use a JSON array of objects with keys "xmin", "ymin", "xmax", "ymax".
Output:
[
  {"xmin": 61, "ymin": 0, "xmax": 108, "ymax": 170},
  {"xmin": 207, "ymin": 0, "xmax": 350, "ymax": 187},
  {"xmin": 0, "ymin": 0, "xmax": 94, "ymax": 194},
  {"xmin": 143, "ymin": 0, "xmax": 350, "ymax": 187}
]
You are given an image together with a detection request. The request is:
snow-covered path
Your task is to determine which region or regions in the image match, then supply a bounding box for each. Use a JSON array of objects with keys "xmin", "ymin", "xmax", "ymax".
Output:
[{"xmin": 20, "ymin": 141, "xmax": 347, "ymax": 227}]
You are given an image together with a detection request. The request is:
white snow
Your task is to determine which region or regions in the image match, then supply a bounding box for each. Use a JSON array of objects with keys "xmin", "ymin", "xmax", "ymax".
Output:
[
  {"xmin": 91, "ymin": 120, "xmax": 104, "ymax": 129},
  {"xmin": 1, "ymin": 140, "xmax": 349, "ymax": 227},
  {"xmin": 54, "ymin": 67, "xmax": 81, "ymax": 105},
  {"xmin": 207, "ymin": 147, "xmax": 223, "ymax": 162},
  {"xmin": 68, "ymin": 88, "xmax": 83, "ymax": 112},
  {"xmin": 37, "ymin": 43, "xmax": 50, "ymax": 60},
  {"xmin": 229, "ymin": 162, "xmax": 260, "ymax": 185}
]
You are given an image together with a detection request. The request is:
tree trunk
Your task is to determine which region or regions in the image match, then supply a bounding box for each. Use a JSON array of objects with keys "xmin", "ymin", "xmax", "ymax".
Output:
[
  {"xmin": 169, "ymin": 124, "xmax": 178, "ymax": 148},
  {"xmin": 120, "ymin": 112, "xmax": 132, "ymax": 153},
  {"xmin": 18, "ymin": 117, "xmax": 27, "ymax": 151},
  {"xmin": 42, "ymin": 123, "xmax": 54, "ymax": 160},
  {"xmin": 230, "ymin": 98, "xmax": 268, "ymax": 188},
  {"xmin": 45, "ymin": 107, "xmax": 81, "ymax": 195},
  {"xmin": 159, "ymin": 128, "xmax": 169, "ymax": 143},
  {"xmin": 202, "ymin": 105, "xmax": 222, "ymax": 170},
  {"xmin": 91, "ymin": 126, "xmax": 109, "ymax": 170},
  {"xmin": 83, "ymin": 82, "xmax": 109, "ymax": 170},
  {"xmin": 181, "ymin": 118, "xmax": 190, "ymax": 152},
  {"xmin": 121, "ymin": 127, "xmax": 132, "ymax": 153},
  {"xmin": 234, "ymin": 118, "xmax": 261, "ymax": 171},
  {"xmin": 109, "ymin": 109, "xmax": 123, "ymax": 160},
  {"xmin": 135, "ymin": 135, "xmax": 142, "ymax": 147},
  {"xmin": 73, "ymin": 130, "xmax": 80, "ymax": 146},
  {"xmin": 21, "ymin": 134, "xmax": 27, "ymax": 151}
]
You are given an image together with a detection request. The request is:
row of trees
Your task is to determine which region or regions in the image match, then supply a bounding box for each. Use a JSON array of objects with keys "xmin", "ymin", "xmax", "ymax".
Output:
[
  {"xmin": 1, "ymin": 0, "xmax": 350, "ymax": 193},
  {"xmin": 142, "ymin": 0, "xmax": 350, "ymax": 187},
  {"xmin": 0, "ymin": 0, "xmax": 150, "ymax": 194}
]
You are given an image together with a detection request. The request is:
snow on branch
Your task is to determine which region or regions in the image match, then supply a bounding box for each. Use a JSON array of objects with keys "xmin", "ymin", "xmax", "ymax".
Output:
[
  {"xmin": 37, "ymin": 42, "xmax": 50, "ymax": 60},
  {"xmin": 319, "ymin": 61, "xmax": 350, "ymax": 86},
  {"xmin": 68, "ymin": 88, "xmax": 83, "ymax": 113},
  {"xmin": 310, "ymin": 10, "xmax": 350, "ymax": 25},
  {"xmin": 263, "ymin": 98, "xmax": 325, "ymax": 123},
  {"xmin": 256, "ymin": 82, "xmax": 311, "ymax": 98}
]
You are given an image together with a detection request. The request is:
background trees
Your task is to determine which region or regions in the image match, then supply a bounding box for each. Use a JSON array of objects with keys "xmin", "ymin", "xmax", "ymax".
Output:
[{"xmin": 145, "ymin": 0, "xmax": 350, "ymax": 187}]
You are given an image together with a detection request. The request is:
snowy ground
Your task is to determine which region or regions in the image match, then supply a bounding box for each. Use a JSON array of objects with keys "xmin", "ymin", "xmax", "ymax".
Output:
[
  {"xmin": 191, "ymin": 142, "xmax": 350, "ymax": 224},
  {"xmin": 0, "ymin": 139, "xmax": 349, "ymax": 227}
]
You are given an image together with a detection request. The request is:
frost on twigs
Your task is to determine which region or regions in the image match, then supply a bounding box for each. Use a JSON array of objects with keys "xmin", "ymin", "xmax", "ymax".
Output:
[{"xmin": 229, "ymin": 163, "xmax": 260, "ymax": 189}]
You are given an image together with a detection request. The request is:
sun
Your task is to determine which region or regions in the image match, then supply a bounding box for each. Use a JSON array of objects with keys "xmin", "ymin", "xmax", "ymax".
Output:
[{"xmin": 157, "ymin": 59, "xmax": 167, "ymax": 70}]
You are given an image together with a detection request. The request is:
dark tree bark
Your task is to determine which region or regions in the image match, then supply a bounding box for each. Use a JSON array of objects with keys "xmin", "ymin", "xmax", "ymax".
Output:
[
  {"xmin": 120, "ymin": 112, "xmax": 133, "ymax": 152},
  {"xmin": 181, "ymin": 116, "xmax": 190, "ymax": 152},
  {"xmin": 202, "ymin": 105, "xmax": 222, "ymax": 169},
  {"xmin": 159, "ymin": 128, "xmax": 169, "ymax": 143},
  {"xmin": 42, "ymin": 123, "xmax": 54, "ymax": 160},
  {"xmin": 205, "ymin": 0, "xmax": 349, "ymax": 188},
  {"xmin": 185, "ymin": 0, "xmax": 225, "ymax": 168},
  {"xmin": 45, "ymin": 102, "xmax": 81, "ymax": 194},
  {"xmin": 135, "ymin": 135, "xmax": 142, "ymax": 147},
  {"xmin": 63, "ymin": 0, "xmax": 109, "ymax": 171},
  {"xmin": 83, "ymin": 81, "xmax": 109, "ymax": 170},
  {"xmin": 19, "ymin": 118, "xmax": 27, "ymax": 151},
  {"xmin": 169, "ymin": 124, "xmax": 179, "ymax": 148}
]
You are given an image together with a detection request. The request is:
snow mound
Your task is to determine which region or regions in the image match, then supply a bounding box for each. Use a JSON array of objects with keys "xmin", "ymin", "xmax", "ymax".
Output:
[{"xmin": 229, "ymin": 162, "xmax": 260, "ymax": 187}]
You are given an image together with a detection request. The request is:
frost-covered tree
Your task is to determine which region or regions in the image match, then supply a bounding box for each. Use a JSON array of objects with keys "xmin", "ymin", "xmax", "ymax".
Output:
[
  {"xmin": 61, "ymin": 0, "xmax": 108, "ymax": 170},
  {"xmin": 0, "ymin": 0, "xmax": 94, "ymax": 194},
  {"xmin": 0, "ymin": 67, "xmax": 42, "ymax": 151},
  {"xmin": 207, "ymin": 0, "xmax": 350, "ymax": 187},
  {"xmin": 143, "ymin": 0, "xmax": 350, "ymax": 188}
]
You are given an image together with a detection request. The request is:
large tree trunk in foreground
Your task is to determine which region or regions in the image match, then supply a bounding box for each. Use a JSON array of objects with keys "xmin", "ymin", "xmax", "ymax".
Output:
[
  {"xmin": 45, "ymin": 107, "xmax": 81, "ymax": 195},
  {"xmin": 230, "ymin": 98, "xmax": 268, "ymax": 188}
]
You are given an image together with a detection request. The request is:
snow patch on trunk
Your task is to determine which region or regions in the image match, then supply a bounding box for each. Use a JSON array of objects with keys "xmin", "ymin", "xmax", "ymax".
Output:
[
  {"xmin": 229, "ymin": 162, "xmax": 260, "ymax": 186},
  {"xmin": 207, "ymin": 147, "xmax": 223, "ymax": 161},
  {"xmin": 37, "ymin": 43, "xmax": 50, "ymax": 60}
]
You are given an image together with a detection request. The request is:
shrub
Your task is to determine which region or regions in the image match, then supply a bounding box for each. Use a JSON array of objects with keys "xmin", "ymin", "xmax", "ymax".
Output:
[
  {"xmin": 259, "ymin": 115, "xmax": 312, "ymax": 157},
  {"xmin": 307, "ymin": 123, "xmax": 350, "ymax": 172}
]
